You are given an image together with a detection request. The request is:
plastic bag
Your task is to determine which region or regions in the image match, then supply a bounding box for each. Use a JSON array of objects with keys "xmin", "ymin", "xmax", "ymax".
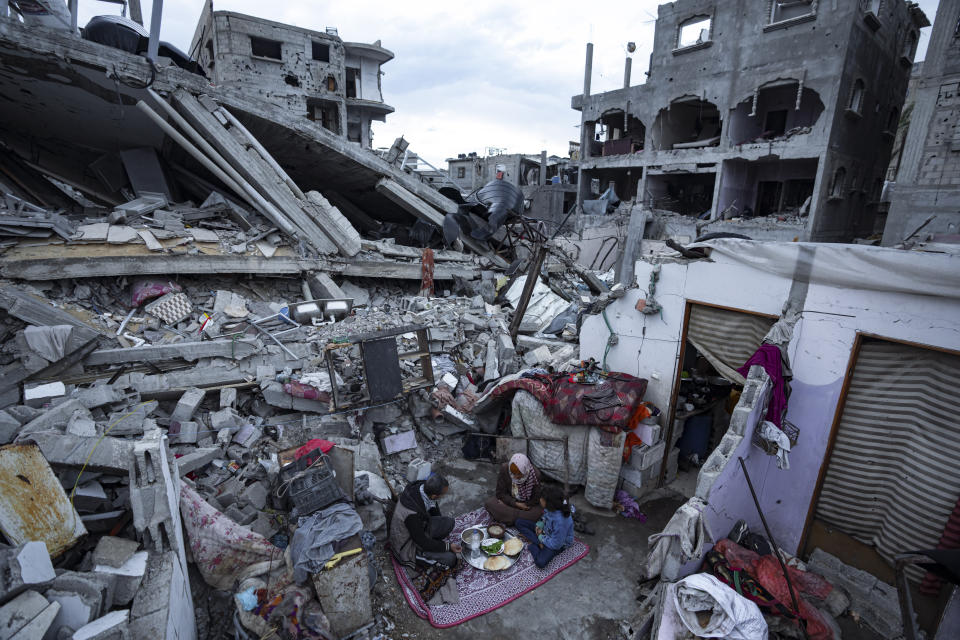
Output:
[{"xmin": 131, "ymin": 278, "xmax": 182, "ymax": 307}]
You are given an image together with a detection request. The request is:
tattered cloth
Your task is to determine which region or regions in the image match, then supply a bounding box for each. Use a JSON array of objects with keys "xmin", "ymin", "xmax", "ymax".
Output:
[
  {"xmin": 474, "ymin": 371, "xmax": 650, "ymax": 432},
  {"xmin": 180, "ymin": 484, "xmax": 288, "ymax": 590}
]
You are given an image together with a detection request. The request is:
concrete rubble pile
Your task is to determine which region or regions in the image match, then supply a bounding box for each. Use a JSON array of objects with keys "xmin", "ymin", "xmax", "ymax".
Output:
[{"xmin": 0, "ymin": 203, "xmax": 611, "ymax": 639}]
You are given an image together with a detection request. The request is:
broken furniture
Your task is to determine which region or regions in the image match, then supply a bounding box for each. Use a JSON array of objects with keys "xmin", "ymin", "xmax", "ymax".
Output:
[{"xmin": 324, "ymin": 324, "xmax": 435, "ymax": 410}]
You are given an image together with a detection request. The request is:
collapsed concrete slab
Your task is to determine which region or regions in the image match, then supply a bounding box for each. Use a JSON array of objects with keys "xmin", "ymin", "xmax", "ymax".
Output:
[{"xmin": 0, "ymin": 542, "xmax": 55, "ymax": 603}]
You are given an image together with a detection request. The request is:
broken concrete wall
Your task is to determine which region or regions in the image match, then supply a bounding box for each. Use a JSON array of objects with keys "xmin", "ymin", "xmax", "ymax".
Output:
[{"xmin": 580, "ymin": 244, "xmax": 960, "ymax": 553}]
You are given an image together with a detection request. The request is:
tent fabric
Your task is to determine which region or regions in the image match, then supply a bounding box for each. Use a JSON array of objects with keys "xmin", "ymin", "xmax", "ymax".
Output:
[
  {"xmin": 686, "ymin": 304, "xmax": 777, "ymax": 385},
  {"xmin": 690, "ymin": 239, "xmax": 960, "ymax": 300},
  {"xmin": 814, "ymin": 339, "xmax": 960, "ymax": 582}
]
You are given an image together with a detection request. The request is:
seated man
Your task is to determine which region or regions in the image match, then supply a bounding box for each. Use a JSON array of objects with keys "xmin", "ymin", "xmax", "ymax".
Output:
[{"xmin": 389, "ymin": 474, "xmax": 461, "ymax": 568}]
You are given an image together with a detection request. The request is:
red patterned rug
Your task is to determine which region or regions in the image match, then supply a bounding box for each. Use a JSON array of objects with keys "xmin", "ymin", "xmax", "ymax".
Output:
[{"xmin": 391, "ymin": 508, "xmax": 590, "ymax": 628}]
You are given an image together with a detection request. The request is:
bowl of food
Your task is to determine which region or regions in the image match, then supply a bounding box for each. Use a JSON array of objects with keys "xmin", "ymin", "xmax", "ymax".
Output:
[
  {"xmin": 503, "ymin": 537, "xmax": 524, "ymax": 557},
  {"xmin": 480, "ymin": 538, "xmax": 504, "ymax": 556},
  {"xmin": 486, "ymin": 524, "xmax": 506, "ymax": 539},
  {"xmin": 461, "ymin": 527, "xmax": 483, "ymax": 551}
]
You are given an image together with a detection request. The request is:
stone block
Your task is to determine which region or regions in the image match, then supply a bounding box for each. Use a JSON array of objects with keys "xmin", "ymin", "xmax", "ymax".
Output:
[
  {"xmin": 0, "ymin": 410, "xmax": 20, "ymax": 444},
  {"xmin": 307, "ymin": 272, "xmax": 347, "ymax": 300},
  {"xmin": 4, "ymin": 406, "xmax": 40, "ymax": 425},
  {"xmin": 66, "ymin": 411, "xmax": 98, "ymax": 437},
  {"xmin": 71, "ymin": 609, "xmax": 129, "ymax": 640},
  {"xmin": 209, "ymin": 408, "xmax": 243, "ymax": 432},
  {"xmin": 240, "ymin": 482, "xmax": 268, "ymax": 511},
  {"xmin": 232, "ymin": 424, "xmax": 261, "ymax": 448},
  {"xmin": 104, "ymin": 401, "xmax": 158, "ymax": 437},
  {"xmin": 18, "ymin": 399, "xmax": 88, "ymax": 437},
  {"xmin": 218, "ymin": 388, "xmax": 236, "ymax": 409},
  {"xmin": 311, "ymin": 553, "xmax": 372, "ymax": 638},
  {"xmin": 94, "ymin": 552, "xmax": 148, "ymax": 607},
  {"xmin": 44, "ymin": 588, "xmax": 99, "ymax": 640},
  {"xmin": 356, "ymin": 501, "xmax": 387, "ymax": 541},
  {"xmin": 523, "ymin": 346, "xmax": 551, "ymax": 366},
  {"xmin": 0, "ymin": 591, "xmax": 60, "ymax": 640},
  {"xmin": 175, "ymin": 448, "xmax": 220, "ymax": 475},
  {"xmin": 27, "ymin": 432, "xmax": 132, "ymax": 473},
  {"xmin": 224, "ymin": 504, "xmax": 257, "ymax": 526},
  {"xmin": 170, "ymin": 388, "xmax": 205, "ymax": 424},
  {"xmin": 75, "ymin": 385, "xmax": 127, "ymax": 410},
  {"xmin": 249, "ymin": 512, "xmax": 279, "ymax": 540},
  {"xmin": 168, "ymin": 421, "xmax": 198, "ymax": 445},
  {"xmin": 92, "ymin": 537, "xmax": 139, "ymax": 570},
  {"xmin": 50, "ymin": 572, "xmax": 112, "ymax": 617}
]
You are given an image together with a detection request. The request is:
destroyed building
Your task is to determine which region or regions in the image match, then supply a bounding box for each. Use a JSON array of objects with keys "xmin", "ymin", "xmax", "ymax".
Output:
[
  {"xmin": 882, "ymin": 0, "xmax": 960, "ymax": 246},
  {"xmin": 189, "ymin": 0, "xmax": 395, "ymax": 148},
  {"xmin": 572, "ymin": 0, "xmax": 930, "ymax": 243}
]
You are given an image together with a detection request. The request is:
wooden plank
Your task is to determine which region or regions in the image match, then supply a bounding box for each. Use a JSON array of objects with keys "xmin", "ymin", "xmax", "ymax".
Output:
[{"xmin": 172, "ymin": 91, "xmax": 338, "ymax": 255}]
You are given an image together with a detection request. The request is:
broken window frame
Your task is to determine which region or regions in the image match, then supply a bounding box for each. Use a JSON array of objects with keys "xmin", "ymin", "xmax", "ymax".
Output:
[
  {"xmin": 848, "ymin": 79, "xmax": 866, "ymax": 115},
  {"xmin": 901, "ymin": 29, "xmax": 918, "ymax": 65},
  {"xmin": 345, "ymin": 67, "xmax": 359, "ymax": 99},
  {"xmin": 765, "ymin": 0, "xmax": 817, "ymax": 30},
  {"xmin": 457, "ymin": 166, "xmax": 466, "ymax": 179},
  {"xmin": 311, "ymin": 41, "xmax": 330, "ymax": 63},
  {"xmin": 249, "ymin": 36, "xmax": 282, "ymax": 61},
  {"xmin": 675, "ymin": 14, "xmax": 713, "ymax": 52}
]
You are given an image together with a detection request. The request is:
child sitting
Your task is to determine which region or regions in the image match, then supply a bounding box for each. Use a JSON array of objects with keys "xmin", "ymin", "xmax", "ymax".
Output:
[{"xmin": 515, "ymin": 485, "xmax": 574, "ymax": 569}]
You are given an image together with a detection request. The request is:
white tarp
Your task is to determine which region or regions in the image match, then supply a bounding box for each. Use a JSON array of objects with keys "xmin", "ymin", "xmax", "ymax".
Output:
[
  {"xmin": 690, "ymin": 239, "xmax": 960, "ymax": 300},
  {"xmin": 673, "ymin": 573, "xmax": 768, "ymax": 640}
]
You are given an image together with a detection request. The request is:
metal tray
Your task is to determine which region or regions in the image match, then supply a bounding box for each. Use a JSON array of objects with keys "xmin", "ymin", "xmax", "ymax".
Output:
[{"xmin": 460, "ymin": 526, "xmax": 524, "ymax": 572}]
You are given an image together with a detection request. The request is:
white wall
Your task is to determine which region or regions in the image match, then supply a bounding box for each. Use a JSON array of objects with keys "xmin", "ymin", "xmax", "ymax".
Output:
[{"xmin": 581, "ymin": 247, "xmax": 960, "ymax": 553}]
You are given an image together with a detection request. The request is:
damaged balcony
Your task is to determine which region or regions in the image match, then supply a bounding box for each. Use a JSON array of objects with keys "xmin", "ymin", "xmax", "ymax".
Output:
[
  {"xmin": 728, "ymin": 81, "xmax": 824, "ymax": 147},
  {"xmin": 651, "ymin": 97, "xmax": 722, "ymax": 152}
]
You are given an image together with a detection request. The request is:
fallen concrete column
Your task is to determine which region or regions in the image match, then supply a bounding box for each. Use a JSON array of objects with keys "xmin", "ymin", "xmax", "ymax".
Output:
[
  {"xmin": 302, "ymin": 190, "xmax": 361, "ymax": 257},
  {"xmin": 128, "ymin": 551, "xmax": 197, "ymax": 640},
  {"xmin": 307, "ymin": 272, "xmax": 347, "ymax": 299},
  {"xmin": 84, "ymin": 338, "xmax": 260, "ymax": 365}
]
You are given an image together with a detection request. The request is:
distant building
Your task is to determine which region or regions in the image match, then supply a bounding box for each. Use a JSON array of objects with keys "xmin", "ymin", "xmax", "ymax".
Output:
[
  {"xmin": 189, "ymin": 0, "xmax": 394, "ymax": 148},
  {"xmin": 883, "ymin": 0, "xmax": 960, "ymax": 246},
  {"xmin": 572, "ymin": 0, "xmax": 930, "ymax": 242}
]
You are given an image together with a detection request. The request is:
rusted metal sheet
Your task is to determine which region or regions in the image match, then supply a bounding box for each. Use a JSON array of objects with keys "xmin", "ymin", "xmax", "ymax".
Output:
[{"xmin": 0, "ymin": 444, "xmax": 87, "ymax": 557}]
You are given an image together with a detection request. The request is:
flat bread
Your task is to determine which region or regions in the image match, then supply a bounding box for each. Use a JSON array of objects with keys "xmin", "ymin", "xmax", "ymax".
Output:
[
  {"xmin": 503, "ymin": 538, "xmax": 523, "ymax": 556},
  {"xmin": 484, "ymin": 555, "xmax": 510, "ymax": 571}
]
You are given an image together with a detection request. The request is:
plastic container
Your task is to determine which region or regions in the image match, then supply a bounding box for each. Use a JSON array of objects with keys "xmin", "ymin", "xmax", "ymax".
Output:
[
  {"xmin": 282, "ymin": 453, "xmax": 343, "ymax": 516},
  {"xmin": 406, "ymin": 458, "xmax": 432, "ymax": 483}
]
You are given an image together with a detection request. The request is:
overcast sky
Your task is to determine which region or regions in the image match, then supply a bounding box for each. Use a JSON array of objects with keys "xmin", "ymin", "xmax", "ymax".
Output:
[{"xmin": 78, "ymin": 0, "xmax": 940, "ymax": 169}]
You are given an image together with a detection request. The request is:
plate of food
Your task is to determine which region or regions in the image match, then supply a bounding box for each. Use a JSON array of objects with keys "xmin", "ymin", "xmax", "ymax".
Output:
[
  {"xmin": 483, "ymin": 556, "xmax": 510, "ymax": 571},
  {"xmin": 480, "ymin": 538, "xmax": 504, "ymax": 556},
  {"xmin": 503, "ymin": 537, "xmax": 524, "ymax": 557}
]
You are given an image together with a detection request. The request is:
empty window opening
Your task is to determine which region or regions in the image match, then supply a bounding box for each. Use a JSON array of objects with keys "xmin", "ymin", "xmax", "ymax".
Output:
[
  {"xmin": 250, "ymin": 37, "xmax": 282, "ymax": 60},
  {"xmin": 599, "ymin": 110, "xmax": 645, "ymax": 156},
  {"xmin": 652, "ymin": 98, "xmax": 721, "ymax": 150},
  {"xmin": 717, "ymin": 158, "xmax": 818, "ymax": 218},
  {"xmin": 863, "ymin": 0, "xmax": 881, "ymax": 14},
  {"xmin": 830, "ymin": 167, "xmax": 846, "ymax": 199},
  {"xmin": 678, "ymin": 16, "xmax": 712, "ymax": 48},
  {"xmin": 326, "ymin": 75, "xmax": 337, "ymax": 92},
  {"xmin": 346, "ymin": 68, "xmax": 359, "ymax": 99},
  {"xmin": 312, "ymin": 41, "xmax": 330, "ymax": 62},
  {"xmin": 308, "ymin": 99, "xmax": 341, "ymax": 135},
  {"xmin": 284, "ymin": 74, "xmax": 301, "ymax": 87},
  {"xmin": 886, "ymin": 107, "xmax": 899, "ymax": 132},
  {"xmin": 457, "ymin": 167, "xmax": 466, "ymax": 179},
  {"xmin": 347, "ymin": 121, "xmax": 362, "ymax": 143},
  {"xmin": 644, "ymin": 172, "xmax": 716, "ymax": 216},
  {"xmin": 849, "ymin": 79, "xmax": 865, "ymax": 113},
  {"xmin": 205, "ymin": 40, "xmax": 215, "ymax": 70},
  {"xmin": 729, "ymin": 84, "xmax": 824, "ymax": 145},
  {"xmin": 769, "ymin": 0, "xmax": 814, "ymax": 24}
]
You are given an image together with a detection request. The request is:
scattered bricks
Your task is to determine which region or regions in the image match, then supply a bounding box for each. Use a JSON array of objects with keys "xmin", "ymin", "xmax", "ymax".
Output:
[
  {"xmin": 23, "ymin": 381, "xmax": 66, "ymax": 408},
  {"xmin": 0, "ymin": 542, "xmax": 55, "ymax": 603},
  {"xmin": 67, "ymin": 411, "xmax": 98, "ymax": 437},
  {"xmin": 29, "ymin": 432, "xmax": 133, "ymax": 473},
  {"xmin": 209, "ymin": 407, "xmax": 243, "ymax": 432},
  {"xmin": 105, "ymin": 401, "xmax": 158, "ymax": 437},
  {"xmin": 240, "ymin": 482, "xmax": 268, "ymax": 511},
  {"xmin": 94, "ymin": 551, "xmax": 148, "ymax": 607},
  {"xmin": 213, "ymin": 290, "xmax": 248, "ymax": 318},
  {"xmin": 92, "ymin": 537, "xmax": 140, "ymax": 569},
  {"xmin": 629, "ymin": 441, "xmax": 665, "ymax": 471},
  {"xmin": 224, "ymin": 504, "xmax": 257, "ymax": 526},
  {"xmin": 75, "ymin": 385, "xmax": 128, "ymax": 410},
  {"xmin": 170, "ymin": 388, "xmax": 205, "ymax": 423},
  {"xmin": 0, "ymin": 591, "xmax": 60, "ymax": 640},
  {"xmin": 483, "ymin": 341, "xmax": 499, "ymax": 382},
  {"xmin": 71, "ymin": 609, "xmax": 129, "ymax": 640},
  {"xmin": 168, "ymin": 421, "xmax": 198, "ymax": 445},
  {"xmin": 255, "ymin": 365, "xmax": 275, "ymax": 382},
  {"xmin": 18, "ymin": 399, "xmax": 88, "ymax": 437},
  {"xmin": 250, "ymin": 512, "xmax": 279, "ymax": 540},
  {"xmin": 175, "ymin": 448, "xmax": 220, "ymax": 476},
  {"xmin": 496, "ymin": 333, "xmax": 518, "ymax": 376},
  {"xmin": 219, "ymin": 388, "xmax": 237, "ymax": 409},
  {"xmin": 522, "ymin": 345, "xmax": 551, "ymax": 366}
]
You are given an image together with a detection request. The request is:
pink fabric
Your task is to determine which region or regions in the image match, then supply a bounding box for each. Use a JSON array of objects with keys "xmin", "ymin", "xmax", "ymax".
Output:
[
  {"xmin": 294, "ymin": 439, "xmax": 335, "ymax": 461},
  {"xmin": 737, "ymin": 344, "xmax": 788, "ymax": 427},
  {"xmin": 392, "ymin": 507, "xmax": 589, "ymax": 628},
  {"xmin": 180, "ymin": 484, "xmax": 286, "ymax": 590},
  {"xmin": 509, "ymin": 453, "xmax": 538, "ymax": 502}
]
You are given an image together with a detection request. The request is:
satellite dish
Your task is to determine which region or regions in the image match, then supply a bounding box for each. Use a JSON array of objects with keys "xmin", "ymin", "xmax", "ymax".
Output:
[{"xmin": 627, "ymin": 41, "xmax": 636, "ymax": 53}]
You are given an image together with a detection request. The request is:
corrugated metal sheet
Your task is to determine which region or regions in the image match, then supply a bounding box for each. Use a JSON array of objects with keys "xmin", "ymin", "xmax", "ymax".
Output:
[
  {"xmin": 0, "ymin": 444, "xmax": 87, "ymax": 557},
  {"xmin": 815, "ymin": 340, "xmax": 960, "ymax": 581},
  {"xmin": 686, "ymin": 304, "xmax": 776, "ymax": 383}
]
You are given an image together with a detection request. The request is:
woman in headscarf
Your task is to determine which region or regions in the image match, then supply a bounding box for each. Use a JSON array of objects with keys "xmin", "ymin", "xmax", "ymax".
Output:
[{"xmin": 484, "ymin": 453, "xmax": 544, "ymax": 525}]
